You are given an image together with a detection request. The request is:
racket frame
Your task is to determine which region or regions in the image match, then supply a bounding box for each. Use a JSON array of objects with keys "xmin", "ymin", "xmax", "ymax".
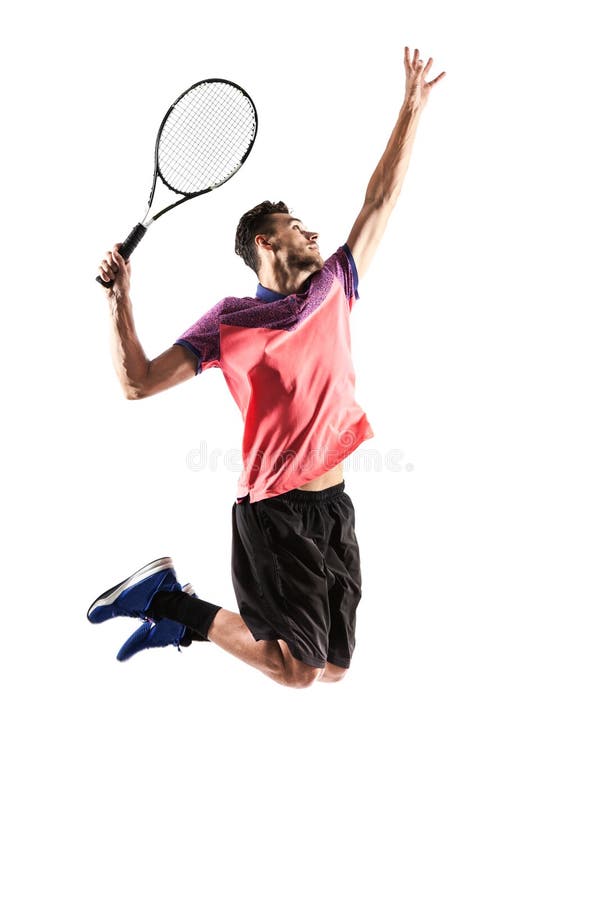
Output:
[
  {"xmin": 144, "ymin": 77, "xmax": 258, "ymax": 225},
  {"xmin": 97, "ymin": 77, "xmax": 258, "ymax": 287}
]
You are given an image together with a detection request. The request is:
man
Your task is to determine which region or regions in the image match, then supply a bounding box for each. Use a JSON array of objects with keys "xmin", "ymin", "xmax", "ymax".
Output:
[{"xmin": 89, "ymin": 48, "xmax": 445, "ymax": 688}]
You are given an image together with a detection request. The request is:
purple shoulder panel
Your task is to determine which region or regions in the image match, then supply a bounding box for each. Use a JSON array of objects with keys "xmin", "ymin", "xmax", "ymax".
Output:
[
  {"xmin": 176, "ymin": 299, "xmax": 225, "ymax": 371},
  {"xmin": 219, "ymin": 294, "xmax": 298, "ymax": 331},
  {"xmin": 175, "ymin": 248, "xmax": 357, "ymax": 369},
  {"xmin": 339, "ymin": 244, "xmax": 360, "ymax": 300}
]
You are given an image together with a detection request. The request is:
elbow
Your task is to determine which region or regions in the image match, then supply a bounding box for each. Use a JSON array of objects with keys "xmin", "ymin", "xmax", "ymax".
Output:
[
  {"xmin": 120, "ymin": 363, "xmax": 152, "ymax": 400},
  {"xmin": 122, "ymin": 380, "xmax": 148, "ymax": 400}
]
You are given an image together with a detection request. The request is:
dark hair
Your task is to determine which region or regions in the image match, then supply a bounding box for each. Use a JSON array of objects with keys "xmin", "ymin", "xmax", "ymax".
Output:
[{"xmin": 235, "ymin": 200, "xmax": 290, "ymax": 275}]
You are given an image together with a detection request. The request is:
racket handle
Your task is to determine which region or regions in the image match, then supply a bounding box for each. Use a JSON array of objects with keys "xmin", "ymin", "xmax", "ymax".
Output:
[{"xmin": 95, "ymin": 223, "xmax": 148, "ymax": 288}]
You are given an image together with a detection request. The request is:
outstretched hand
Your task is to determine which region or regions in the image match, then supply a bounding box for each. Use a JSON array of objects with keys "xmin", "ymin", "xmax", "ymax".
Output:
[{"xmin": 404, "ymin": 47, "xmax": 446, "ymax": 109}]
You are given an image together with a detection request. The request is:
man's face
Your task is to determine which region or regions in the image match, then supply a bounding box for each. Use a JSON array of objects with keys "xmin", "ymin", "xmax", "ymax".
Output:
[{"xmin": 263, "ymin": 214, "xmax": 323, "ymax": 272}]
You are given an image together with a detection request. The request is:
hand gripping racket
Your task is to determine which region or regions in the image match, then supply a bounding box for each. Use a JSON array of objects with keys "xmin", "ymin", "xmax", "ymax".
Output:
[{"xmin": 97, "ymin": 78, "xmax": 258, "ymax": 288}]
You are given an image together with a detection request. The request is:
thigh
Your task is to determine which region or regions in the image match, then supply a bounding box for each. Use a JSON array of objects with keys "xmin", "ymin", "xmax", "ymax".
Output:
[
  {"xmin": 231, "ymin": 499, "xmax": 276, "ymax": 640},
  {"xmin": 232, "ymin": 497, "xmax": 330, "ymax": 668},
  {"xmin": 324, "ymin": 491, "xmax": 362, "ymax": 668}
]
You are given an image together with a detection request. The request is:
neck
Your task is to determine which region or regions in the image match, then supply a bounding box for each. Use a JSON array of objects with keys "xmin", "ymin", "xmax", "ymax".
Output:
[{"xmin": 258, "ymin": 258, "xmax": 319, "ymax": 296}]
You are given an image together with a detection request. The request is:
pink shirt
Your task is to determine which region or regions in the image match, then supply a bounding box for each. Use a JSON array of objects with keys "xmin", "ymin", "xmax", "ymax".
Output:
[{"xmin": 176, "ymin": 245, "xmax": 374, "ymax": 502}]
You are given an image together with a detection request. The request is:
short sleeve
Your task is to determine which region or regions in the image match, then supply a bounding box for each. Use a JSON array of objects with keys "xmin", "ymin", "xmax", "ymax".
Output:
[
  {"xmin": 320, "ymin": 245, "xmax": 360, "ymax": 309},
  {"xmin": 340, "ymin": 244, "xmax": 360, "ymax": 302},
  {"xmin": 174, "ymin": 300, "xmax": 224, "ymax": 375}
]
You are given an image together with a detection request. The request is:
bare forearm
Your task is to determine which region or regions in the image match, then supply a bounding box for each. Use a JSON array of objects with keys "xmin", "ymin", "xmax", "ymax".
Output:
[
  {"xmin": 99, "ymin": 243, "xmax": 196, "ymax": 398},
  {"xmin": 346, "ymin": 49, "xmax": 445, "ymax": 279},
  {"xmin": 365, "ymin": 100, "xmax": 422, "ymax": 206},
  {"xmin": 108, "ymin": 293, "xmax": 150, "ymax": 399}
]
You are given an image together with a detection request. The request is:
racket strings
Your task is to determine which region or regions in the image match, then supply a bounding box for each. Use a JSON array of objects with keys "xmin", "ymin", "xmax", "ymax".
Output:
[{"xmin": 158, "ymin": 82, "xmax": 256, "ymax": 194}]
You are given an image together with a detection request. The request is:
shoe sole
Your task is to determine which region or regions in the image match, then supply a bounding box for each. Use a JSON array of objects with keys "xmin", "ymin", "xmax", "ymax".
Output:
[{"xmin": 87, "ymin": 557, "xmax": 175, "ymax": 622}]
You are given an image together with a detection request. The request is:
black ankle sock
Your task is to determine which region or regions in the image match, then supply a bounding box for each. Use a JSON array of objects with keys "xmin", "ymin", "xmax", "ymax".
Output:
[
  {"xmin": 179, "ymin": 627, "xmax": 207, "ymax": 646},
  {"xmin": 149, "ymin": 589, "xmax": 221, "ymax": 640}
]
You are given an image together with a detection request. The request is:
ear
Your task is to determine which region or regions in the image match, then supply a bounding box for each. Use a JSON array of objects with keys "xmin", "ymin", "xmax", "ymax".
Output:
[{"xmin": 255, "ymin": 234, "xmax": 273, "ymax": 252}]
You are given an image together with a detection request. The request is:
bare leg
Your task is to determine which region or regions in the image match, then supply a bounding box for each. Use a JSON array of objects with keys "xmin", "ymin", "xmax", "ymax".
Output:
[
  {"xmin": 207, "ymin": 609, "xmax": 322, "ymax": 689},
  {"xmin": 318, "ymin": 662, "xmax": 348, "ymax": 683}
]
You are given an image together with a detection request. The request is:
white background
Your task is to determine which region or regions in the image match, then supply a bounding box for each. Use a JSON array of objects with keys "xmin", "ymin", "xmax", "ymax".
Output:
[{"xmin": 2, "ymin": 1, "xmax": 599, "ymax": 897}]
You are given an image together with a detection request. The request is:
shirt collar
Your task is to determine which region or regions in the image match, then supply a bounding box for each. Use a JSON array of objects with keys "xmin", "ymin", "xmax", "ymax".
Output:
[
  {"xmin": 256, "ymin": 276, "xmax": 313, "ymax": 302},
  {"xmin": 256, "ymin": 283, "xmax": 288, "ymax": 302}
]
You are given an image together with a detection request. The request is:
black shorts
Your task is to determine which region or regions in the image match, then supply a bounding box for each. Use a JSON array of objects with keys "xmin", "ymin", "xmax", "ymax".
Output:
[{"xmin": 231, "ymin": 481, "xmax": 362, "ymax": 669}]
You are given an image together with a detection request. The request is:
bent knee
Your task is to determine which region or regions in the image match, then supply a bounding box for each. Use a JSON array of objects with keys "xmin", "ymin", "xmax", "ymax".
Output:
[
  {"xmin": 286, "ymin": 664, "xmax": 322, "ymax": 689},
  {"xmin": 321, "ymin": 662, "xmax": 348, "ymax": 683}
]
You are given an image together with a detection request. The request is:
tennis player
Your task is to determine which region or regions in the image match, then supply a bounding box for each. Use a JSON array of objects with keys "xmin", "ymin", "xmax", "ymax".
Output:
[{"xmin": 90, "ymin": 48, "xmax": 445, "ymax": 687}]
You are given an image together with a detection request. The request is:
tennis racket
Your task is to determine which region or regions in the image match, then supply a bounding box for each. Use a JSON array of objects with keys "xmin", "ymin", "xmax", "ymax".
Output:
[{"xmin": 97, "ymin": 78, "xmax": 258, "ymax": 288}]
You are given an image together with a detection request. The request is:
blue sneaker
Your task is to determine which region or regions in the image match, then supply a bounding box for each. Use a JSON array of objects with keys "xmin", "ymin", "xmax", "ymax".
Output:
[
  {"xmin": 87, "ymin": 557, "xmax": 180, "ymax": 624},
  {"xmin": 116, "ymin": 583, "xmax": 197, "ymax": 662}
]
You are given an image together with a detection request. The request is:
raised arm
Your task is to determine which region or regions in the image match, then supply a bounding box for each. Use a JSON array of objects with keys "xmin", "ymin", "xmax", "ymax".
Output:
[
  {"xmin": 98, "ymin": 245, "xmax": 197, "ymax": 399},
  {"xmin": 346, "ymin": 47, "xmax": 446, "ymax": 279}
]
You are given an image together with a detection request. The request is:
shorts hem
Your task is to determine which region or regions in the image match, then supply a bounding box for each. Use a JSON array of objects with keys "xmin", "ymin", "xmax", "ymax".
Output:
[
  {"xmin": 286, "ymin": 645, "xmax": 327, "ymax": 669},
  {"xmin": 240, "ymin": 616, "xmax": 327, "ymax": 669},
  {"xmin": 326, "ymin": 654, "xmax": 352, "ymax": 669}
]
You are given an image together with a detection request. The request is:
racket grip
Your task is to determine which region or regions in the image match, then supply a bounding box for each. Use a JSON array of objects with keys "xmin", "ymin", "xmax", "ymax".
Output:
[{"xmin": 95, "ymin": 223, "xmax": 148, "ymax": 288}]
